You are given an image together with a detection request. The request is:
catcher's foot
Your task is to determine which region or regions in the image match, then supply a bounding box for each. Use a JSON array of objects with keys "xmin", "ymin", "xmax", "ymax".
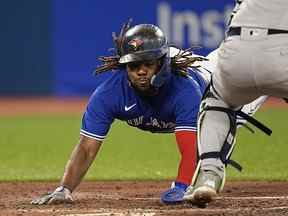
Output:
[{"xmin": 184, "ymin": 170, "xmax": 221, "ymax": 207}]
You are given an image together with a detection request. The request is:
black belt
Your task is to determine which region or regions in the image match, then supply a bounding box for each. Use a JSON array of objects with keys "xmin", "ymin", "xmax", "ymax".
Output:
[{"xmin": 227, "ymin": 27, "xmax": 288, "ymax": 37}]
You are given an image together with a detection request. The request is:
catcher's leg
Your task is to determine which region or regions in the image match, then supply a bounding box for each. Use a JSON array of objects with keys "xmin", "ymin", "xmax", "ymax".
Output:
[{"xmin": 184, "ymin": 87, "xmax": 238, "ymax": 207}]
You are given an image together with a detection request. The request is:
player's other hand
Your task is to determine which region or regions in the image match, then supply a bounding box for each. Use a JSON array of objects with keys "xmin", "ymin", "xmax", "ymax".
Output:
[
  {"xmin": 161, "ymin": 181, "xmax": 188, "ymax": 204},
  {"xmin": 31, "ymin": 186, "xmax": 73, "ymax": 205}
]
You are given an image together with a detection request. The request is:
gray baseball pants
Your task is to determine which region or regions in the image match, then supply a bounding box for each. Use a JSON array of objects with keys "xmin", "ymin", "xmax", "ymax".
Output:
[{"xmin": 199, "ymin": 27, "xmax": 288, "ymax": 178}]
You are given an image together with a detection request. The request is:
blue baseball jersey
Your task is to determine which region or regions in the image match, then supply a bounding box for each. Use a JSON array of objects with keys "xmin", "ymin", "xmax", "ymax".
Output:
[{"xmin": 80, "ymin": 68, "xmax": 208, "ymax": 141}]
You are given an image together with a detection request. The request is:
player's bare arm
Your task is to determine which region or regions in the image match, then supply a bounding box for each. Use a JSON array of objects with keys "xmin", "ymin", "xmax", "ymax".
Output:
[
  {"xmin": 61, "ymin": 135, "xmax": 102, "ymax": 192},
  {"xmin": 31, "ymin": 135, "xmax": 102, "ymax": 205}
]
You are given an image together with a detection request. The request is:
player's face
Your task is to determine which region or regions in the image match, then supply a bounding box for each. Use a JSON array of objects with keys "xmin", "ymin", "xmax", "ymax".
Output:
[{"xmin": 126, "ymin": 59, "xmax": 161, "ymax": 92}]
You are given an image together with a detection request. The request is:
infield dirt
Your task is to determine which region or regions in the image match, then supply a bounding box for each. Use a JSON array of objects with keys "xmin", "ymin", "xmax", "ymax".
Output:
[{"xmin": 1, "ymin": 181, "xmax": 288, "ymax": 216}]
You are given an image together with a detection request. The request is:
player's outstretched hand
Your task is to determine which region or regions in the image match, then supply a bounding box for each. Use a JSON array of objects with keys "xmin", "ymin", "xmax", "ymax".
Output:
[{"xmin": 31, "ymin": 186, "xmax": 73, "ymax": 205}]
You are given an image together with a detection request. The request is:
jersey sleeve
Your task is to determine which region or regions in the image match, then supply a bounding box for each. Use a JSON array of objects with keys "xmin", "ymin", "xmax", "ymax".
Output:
[
  {"xmin": 175, "ymin": 130, "xmax": 197, "ymax": 185},
  {"xmin": 80, "ymin": 90, "xmax": 115, "ymax": 141},
  {"xmin": 174, "ymin": 84, "xmax": 202, "ymax": 133}
]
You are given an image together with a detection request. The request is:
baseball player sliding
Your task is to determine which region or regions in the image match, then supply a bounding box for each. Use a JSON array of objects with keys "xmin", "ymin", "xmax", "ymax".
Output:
[
  {"xmin": 31, "ymin": 20, "xmax": 268, "ymax": 205},
  {"xmin": 184, "ymin": 0, "xmax": 288, "ymax": 208}
]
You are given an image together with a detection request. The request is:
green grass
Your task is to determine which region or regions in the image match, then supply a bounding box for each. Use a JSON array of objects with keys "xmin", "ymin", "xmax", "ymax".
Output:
[
  {"xmin": 0, "ymin": 109, "xmax": 287, "ymax": 181},
  {"xmin": 228, "ymin": 108, "xmax": 288, "ymax": 180}
]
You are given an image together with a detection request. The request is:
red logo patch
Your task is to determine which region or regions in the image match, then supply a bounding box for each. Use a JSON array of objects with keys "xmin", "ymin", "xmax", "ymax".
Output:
[{"xmin": 128, "ymin": 39, "xmax": 144, "ymax": 51}]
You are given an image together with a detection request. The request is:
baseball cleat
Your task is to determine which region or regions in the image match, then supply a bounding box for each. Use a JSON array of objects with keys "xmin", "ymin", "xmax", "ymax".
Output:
[
  {"xmin": 161, "ymin": 181, "xmax": 188, "ymax": 204},
  {"xmin": 183, "ymin": 170, "xmax": 221, "ymax": 207}
]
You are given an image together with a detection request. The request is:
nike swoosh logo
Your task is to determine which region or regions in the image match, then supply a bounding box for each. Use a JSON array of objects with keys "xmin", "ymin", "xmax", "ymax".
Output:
[{"xmin": 124, "ymin": 103, "xmax": 136, "ymax": 111}]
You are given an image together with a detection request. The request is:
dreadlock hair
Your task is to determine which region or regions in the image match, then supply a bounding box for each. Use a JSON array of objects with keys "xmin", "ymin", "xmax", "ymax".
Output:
[
  {"xmin": 94, "ymin": 20, "xmax": 208, "ymax": 76},
  {"xmin": 170, "ymin": 47, "xmax": 208, "ymax": 77},
  {"xmin": 94, "ymin": 47, "xmax": 208, "ymax": 76},
  {"xmin": 94, "ymin": 55, "xmax": 122, "ymax": 74},
  {"xmin": 93, "ymin": 19, "xmax": 132, "ymax": 75}
]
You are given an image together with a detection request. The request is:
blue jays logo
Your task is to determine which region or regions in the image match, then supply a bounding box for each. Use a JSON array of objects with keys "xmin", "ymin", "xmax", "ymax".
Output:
[{"xmin": 128, "ymin": 39, "xmax": 144, "ymax": 51}]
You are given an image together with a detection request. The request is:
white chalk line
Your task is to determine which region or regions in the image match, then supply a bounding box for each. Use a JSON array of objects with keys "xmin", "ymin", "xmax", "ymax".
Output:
[
  {"xmin": 61, "ymin": 206, "xmax": 288, "ymax": 216},
  {"xmin": 61, "ymin": 195, "xmax": 288, "ymax": 216},
  {"xmin": 19, "ymin": 196, "xmax": 288, "ymax": 216},
  {"xmin": 62, "ymin": 213, "xmax": 155, "ymax": 216},
  {"xmin": 18, "ymin": 203, "xmax": 288, "ymax": 216},
  {"xmin": 219, "ymin": 196, "xmax": 288, "ymax": 200},
  {"xmin": 94, "ymin": 194, "xmax": 288, "ymax": 201}
]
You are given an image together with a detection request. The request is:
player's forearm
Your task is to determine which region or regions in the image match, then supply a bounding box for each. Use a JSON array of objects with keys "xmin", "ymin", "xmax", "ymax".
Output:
[{"xmin": 60, "ymin": 136, "xmax": 101, "ymax": 192}]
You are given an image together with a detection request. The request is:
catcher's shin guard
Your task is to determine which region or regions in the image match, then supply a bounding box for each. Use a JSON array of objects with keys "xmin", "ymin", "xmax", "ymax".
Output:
[
  {"xmin": 183, "ymin": 88, "xmax": 234, "ymax": 203},
  {"xmin": 196, "ymin": 88, "xmax": 271, "ymax": 175},
  {"xmin": 184, "ymin": 89, "xmax": 272, "ymax": 205},
  {"xmin": 198, "ymin": 88, "xmax": 241, "ymax": 172}
]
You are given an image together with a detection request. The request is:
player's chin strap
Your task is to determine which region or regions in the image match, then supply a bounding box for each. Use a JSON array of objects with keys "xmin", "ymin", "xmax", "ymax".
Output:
[
  {"xmin": 150, "ymin": 55, "xmax": 171, "ymax": 88},
  {"xmin": 198, "ymin": 88, "xmax": 272, "ymax": 172}
]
